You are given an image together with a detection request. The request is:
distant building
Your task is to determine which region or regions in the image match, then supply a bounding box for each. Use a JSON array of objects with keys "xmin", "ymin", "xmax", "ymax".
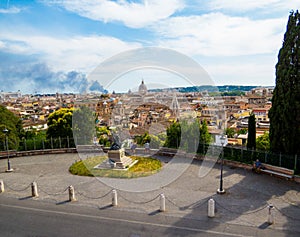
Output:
[
  {"xmin": 138, "ymin": 80, "xmax": 147, "ymax": 95},
  {"xmin": 0, "ymin": 91, "xmax": 22, "ymax": 101},
  {"xmin": 252, "ymin": 108, "xmax": 269, "ymax": 121}
]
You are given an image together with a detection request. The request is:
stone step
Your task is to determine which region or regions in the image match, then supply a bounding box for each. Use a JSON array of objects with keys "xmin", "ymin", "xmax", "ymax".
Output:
[
  {"xmin": 94, "ymin": 156, "xmax": 136, "ymax": 170},
  {"xmin": 115, "ymin": 156, "xmax": 133, "ymax": 169}
]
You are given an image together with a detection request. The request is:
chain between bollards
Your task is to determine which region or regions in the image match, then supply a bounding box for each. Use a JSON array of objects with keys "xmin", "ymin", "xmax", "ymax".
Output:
[{"xmin": 0, "ymin": 179, "xmax": 283, "ymax": 224}]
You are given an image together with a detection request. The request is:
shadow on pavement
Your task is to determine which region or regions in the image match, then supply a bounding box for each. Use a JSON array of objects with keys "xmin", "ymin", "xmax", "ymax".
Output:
[
  {"xmin": 56, "ymin": 200, "xmax": 70, "ymax": 205},
  {"xmin": 162, "ymin": 159, "xmax": 300, "ymax": 236}
]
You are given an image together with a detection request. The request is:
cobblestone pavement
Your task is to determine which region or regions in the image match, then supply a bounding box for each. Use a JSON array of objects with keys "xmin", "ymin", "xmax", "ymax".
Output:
[{"xmin": 0, "ymin": 152, "xmax": 300, "ymax": 235}]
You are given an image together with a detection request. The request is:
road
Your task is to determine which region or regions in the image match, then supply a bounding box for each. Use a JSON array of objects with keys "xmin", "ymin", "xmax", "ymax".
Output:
[
  {"xmin": 1, "ymin": 154, "xmax": 300, "ymax": 236},
  {"xmin": 0, "ymin": 196, "xmax": 297, "ymax": 237}
]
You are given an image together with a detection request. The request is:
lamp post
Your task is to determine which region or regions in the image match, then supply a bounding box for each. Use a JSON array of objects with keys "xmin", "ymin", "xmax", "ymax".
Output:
[
  {"xmin": 3, "ymin": 128, "xmax": 13, "ymax": 172},
  {"xmin": 217, "ymin": 133, "xmax": 226, "ymax": 194}
]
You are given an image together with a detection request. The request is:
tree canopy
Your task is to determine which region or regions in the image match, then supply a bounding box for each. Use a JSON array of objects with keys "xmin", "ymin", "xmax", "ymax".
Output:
[
  {"xmin": 72, "ymin": 106, "xmax": 96, "ymax": 145},
  {"xmin": 47, "ymin": 106, "xmax": 96, "ymax": 145},
  {"xmin": 256, "ymin": 132, "xmax": 270, "ymax": 151},
  {"xmin": 165, "ymin": 121, "xmax": 181, "ymax": 148},
  {"xmin": 0, "ymin": 105, "xmax": 22, "ymax": 150},
  {"xmin": 181, "ymin": 119, "xmax": 200, "ymax": 152},
  {"xmin": 165, "ymin": 119, "xmax": 211, "ymax": 151},
  {"xmin": 269, "ymin": 10, "xmax": 300, "ymax": 155},
  {"xmin": 225, "ymin": 127, "xmax": 235, "ymax": 138},
  {"xmin": 199, "ymin": 120, "xmax": 211, "ymax": 144},
  {"xmin": 46, "ymin": 108, "xmax": 74, "ymax": 140}
]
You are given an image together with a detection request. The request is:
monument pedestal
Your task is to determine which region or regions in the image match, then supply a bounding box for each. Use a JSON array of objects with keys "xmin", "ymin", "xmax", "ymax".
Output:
[
  {"xmin": 108, "ymin": 149, "xmax": 134, "ymax": 169},
  {"xmin": 108, "ymin": 149, "xmax": 125, "ymax": 162},
  {"xmin": 95, "ymin": 148, "xmax": 137, "ymax": 170}
]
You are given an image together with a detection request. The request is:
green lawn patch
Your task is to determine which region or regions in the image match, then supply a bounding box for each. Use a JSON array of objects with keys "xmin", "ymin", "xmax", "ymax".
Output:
[{"xmin": 69, "ymin": 156, "xmax": 162, "ymax": 178}]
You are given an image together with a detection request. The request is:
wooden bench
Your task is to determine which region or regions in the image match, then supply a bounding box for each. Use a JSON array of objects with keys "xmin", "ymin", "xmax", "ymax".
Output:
[{"xmin": 260, "ymin": 163, "xmax": 294, "ymax": 180}]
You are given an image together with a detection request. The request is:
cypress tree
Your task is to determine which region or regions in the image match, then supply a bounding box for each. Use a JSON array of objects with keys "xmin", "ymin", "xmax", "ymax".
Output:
[
  {"xmin": 199, "ymin": 120, "xmax": 211, "ymax": 144},
  {"xmin": 247, "ymin": 113, "xmax": 256, "ymax": 150},
  {"xmin": 165, "ymin": 122, "xmax": 181, "ymax": 148},
  {"xmin": 269, "ymin": 10, "xmax": 300, "ymax": 155}
]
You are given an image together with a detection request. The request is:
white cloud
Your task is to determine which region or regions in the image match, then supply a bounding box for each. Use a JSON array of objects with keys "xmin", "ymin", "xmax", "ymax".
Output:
[
  {"xmin": 152, "ymin": 13, "xmax": 286, "ymax": 57},
  {"xmin": 46, "ymin": 0, "xmax": 184, "ymax": 28},
  {"xmin": 208, "ymin": 0, "xmax": 300, "ymax": 12},
  {"xmin": 203, "ymin": 59, "xmax": 277, "ymax": 86},
  {"xmin": 1, "ymin": 33, "xmax": 141, "ymax": 72},
  {"xmin": 0, "ymin": 6, "xmax": 22, "ymax": 14}
]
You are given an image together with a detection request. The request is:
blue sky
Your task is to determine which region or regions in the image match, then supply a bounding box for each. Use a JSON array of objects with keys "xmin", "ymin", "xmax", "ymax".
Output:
[{"xmin": 0, "ymin": 0, "xmax": 299, "ymax": 93}]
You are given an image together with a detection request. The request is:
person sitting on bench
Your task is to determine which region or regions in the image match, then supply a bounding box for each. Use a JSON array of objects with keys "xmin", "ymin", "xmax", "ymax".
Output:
[{"xmin": 253, "ymin": 159, "xmax": 264, "ymax": 172}]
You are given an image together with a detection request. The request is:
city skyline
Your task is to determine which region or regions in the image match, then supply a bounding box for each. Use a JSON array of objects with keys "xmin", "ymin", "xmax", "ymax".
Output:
[{"xmin": 0, "ymin": 0, "xmax": 299, "ymax": 93}]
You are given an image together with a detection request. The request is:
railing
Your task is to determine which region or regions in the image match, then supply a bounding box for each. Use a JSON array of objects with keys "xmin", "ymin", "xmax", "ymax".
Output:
[
  {"xmin": 221, "ymin": 145, "xmax": 299, "ymax": 172},
  {"xmin": 0, "ymin": 148, "xmax": 77, "ymax": 158},
  {"xmin": 0, "ymin": 137, "xmax": 76, "ymax": 151},
  {"xmin": 0, "ymin": 137, "xmax": 299, "ymax": 173}
]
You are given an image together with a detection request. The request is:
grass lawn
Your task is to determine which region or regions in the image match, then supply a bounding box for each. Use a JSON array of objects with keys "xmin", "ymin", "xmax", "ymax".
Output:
[{"xmin": 69, "ymin": 156, "xmax": 162, "ymax": 178}]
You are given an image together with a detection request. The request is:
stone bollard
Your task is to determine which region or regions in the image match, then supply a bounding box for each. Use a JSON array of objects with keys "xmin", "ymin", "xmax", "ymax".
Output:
[
  {"xmin": 0, "ymin": 180, "xmax": 4, "ymax": 193},
  {"xmin": 208, "ymin": 198, "xmax": 215, "ymax": 218},
  {"xmin": 112, "ymin": 189, "xmax": 118, "ymax": 206},
  {"xmin": 68, "ymin": 185, "xmax": 77, "ymax": 202},
  {"xmin": 160, "ymin": 193, "xmax": 166, "ymax": 212},
  {"xmin": 267, "ymin": 204, "xmax": 275, "ymax": 224},
  {"xmin": 31, "ymin": 182, "xmax": 39, "ymax": 197}
]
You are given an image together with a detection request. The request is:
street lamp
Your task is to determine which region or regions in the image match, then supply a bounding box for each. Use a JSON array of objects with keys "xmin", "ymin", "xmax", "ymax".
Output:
[
  {"xmin": 3, "ymin": 128, "xmax": 13, "ymax": 172},
  {"xmin": 217, "ymin": 133, "xmax": 226, "ymax": 194}
]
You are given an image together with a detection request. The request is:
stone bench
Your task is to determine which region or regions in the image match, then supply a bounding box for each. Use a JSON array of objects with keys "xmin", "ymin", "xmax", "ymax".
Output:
[
  {"xmin": 156, "ymin": 148, "xmax": 195, "ymax": 159},
  {"xmin": 224, "ymin": 159, "xmax": 253, "ymax": 170},
  {"xmin": 156, "ymin": 148, "xmax": 177, "ymax": 157},
  {"xmin": 76, "ymin": 145, "xmax": 103, "ymax": 153},
  {"xmin": 260, "ymin": 163, "xmax": 294, "ymax": 180},
  {"xmin": 0, "ymin": 150, "xmax": 17, "ymax": 158}
]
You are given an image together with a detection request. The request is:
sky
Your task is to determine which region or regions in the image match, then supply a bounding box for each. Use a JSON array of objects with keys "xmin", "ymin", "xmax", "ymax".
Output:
[{"xmin": 0, "ymin": 0, "xmax": 299, "ymax": 94}]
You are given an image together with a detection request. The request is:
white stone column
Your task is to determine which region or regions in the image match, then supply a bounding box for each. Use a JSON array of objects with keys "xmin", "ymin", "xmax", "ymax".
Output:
[
  {"xmin": 68, "ymin": 185, "xmax": 76, "ymax": 201},
  {"xmin": 0, "ymin": 180, "xmax": 4, "ymax": 193},
  {"xmin": 31, "ymin": 182, "xmax": 39, "ymax": 197},
  {"xmin": 160, "ymin": 193, "xmax": 166, "ymax": 212},
  {"xmin": 267, "ymin": 205, "xmax": 275, "ymax": 224},
  {"xmin": 208, "ymin": 198, "xmax": 215, "ymax": 217},
  {"xmin": 112, "ymin": 189, "xmax": 118, "ymax": 206}
]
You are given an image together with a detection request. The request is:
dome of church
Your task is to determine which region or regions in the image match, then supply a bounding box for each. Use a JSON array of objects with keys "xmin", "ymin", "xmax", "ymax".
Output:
[{"xmin": 138, "ymin": 80, "xmax": 147, "ymax": 95}]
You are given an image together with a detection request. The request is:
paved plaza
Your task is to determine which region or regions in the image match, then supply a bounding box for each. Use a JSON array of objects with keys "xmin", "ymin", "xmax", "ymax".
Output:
[{"xmin": 0, "ymin": 152, "xmax": 300, "ymax": 235}]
